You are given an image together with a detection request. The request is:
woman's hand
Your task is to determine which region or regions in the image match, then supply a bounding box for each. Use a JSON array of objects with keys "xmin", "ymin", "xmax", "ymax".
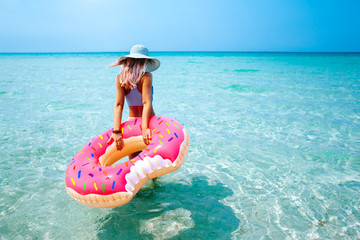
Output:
[
  {"xmin": 107, "ymin": 133, "xmax": 124, "ymax": 151},
  {"xmin": 142, "ymin": 128, "xmax": 152, "ymax": 145}
]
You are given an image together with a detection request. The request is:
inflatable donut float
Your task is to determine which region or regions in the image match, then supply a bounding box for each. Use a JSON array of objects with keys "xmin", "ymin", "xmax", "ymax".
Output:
[{"xmin": 65, "ymin": 116, "xmax": 189, "ymax": 208}]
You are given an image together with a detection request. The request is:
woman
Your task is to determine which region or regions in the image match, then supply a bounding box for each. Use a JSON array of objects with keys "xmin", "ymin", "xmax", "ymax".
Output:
[{"xmin": 101, "ymin": 45, "xmax": 160, "ymax": 166}]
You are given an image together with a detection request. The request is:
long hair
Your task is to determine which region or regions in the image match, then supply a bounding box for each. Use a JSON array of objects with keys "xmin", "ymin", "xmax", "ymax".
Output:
[{"xmin": 119, "ymin": 58, "xmax": 148, "ymax": 89}]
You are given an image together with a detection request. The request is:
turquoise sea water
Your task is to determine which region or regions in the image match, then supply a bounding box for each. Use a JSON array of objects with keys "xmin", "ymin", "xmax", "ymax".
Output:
[{"xmin": 0, "ymin": 52, "xmax": 359, "ymax": 239}]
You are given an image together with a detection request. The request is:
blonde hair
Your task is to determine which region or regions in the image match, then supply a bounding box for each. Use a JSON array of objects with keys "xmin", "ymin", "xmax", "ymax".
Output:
[{"xmin": 119, "ymin": 58, "xmax": 148, "ymax": 89}]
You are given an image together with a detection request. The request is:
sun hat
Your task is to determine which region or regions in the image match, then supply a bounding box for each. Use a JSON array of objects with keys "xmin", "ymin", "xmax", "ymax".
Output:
[{"xmin": 108, "ymin": 44, "xmax": 160, "ymax": 72}]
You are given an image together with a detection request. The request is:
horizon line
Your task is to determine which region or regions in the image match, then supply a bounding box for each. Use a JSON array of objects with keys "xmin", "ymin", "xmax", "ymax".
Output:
[{"xmin": 0, "ymin": 50, "xmax": 359, "ymax": 54}]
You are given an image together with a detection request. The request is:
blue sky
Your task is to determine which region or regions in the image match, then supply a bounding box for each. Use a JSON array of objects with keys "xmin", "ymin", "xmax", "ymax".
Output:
[{"xmin": 0, "ymin": 0, "xmax": 359, "ymax": 52}]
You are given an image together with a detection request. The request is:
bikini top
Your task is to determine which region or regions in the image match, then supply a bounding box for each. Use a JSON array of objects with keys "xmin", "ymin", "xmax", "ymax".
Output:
[{"xmin": 125, "ymin": 86, "xmax": 153, "ymax": 106}]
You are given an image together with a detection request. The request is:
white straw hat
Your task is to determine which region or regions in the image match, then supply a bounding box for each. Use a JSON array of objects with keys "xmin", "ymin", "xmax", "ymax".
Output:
[{"xmin": 108, "ymin": 44, "xmax": 160, "ymax": 72}]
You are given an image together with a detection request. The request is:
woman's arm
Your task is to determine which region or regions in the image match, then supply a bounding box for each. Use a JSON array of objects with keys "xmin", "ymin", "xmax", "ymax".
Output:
[
  {"xmin": 141, "ymin": 72, "xmax": 153, "ymax": 145},
  {"xmin": 113, "ymin": 74, "xmax": 125, "ymax": 130},
  {"xmin": 108, "ymin": 74, "xmax": 125, "ymax": 150}
]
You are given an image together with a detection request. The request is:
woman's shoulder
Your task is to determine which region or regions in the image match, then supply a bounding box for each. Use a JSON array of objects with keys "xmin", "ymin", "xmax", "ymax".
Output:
[
  {"xmin": 138, "ymin": 72, "xmax": 152, "ymax": 90},
  {"xmin": 143, "ymin": 72, "xmax": 152, "ymax": 78},
  {"xmin": 141, "ymin": 72, "xmax": 153, "ymax": 83}
]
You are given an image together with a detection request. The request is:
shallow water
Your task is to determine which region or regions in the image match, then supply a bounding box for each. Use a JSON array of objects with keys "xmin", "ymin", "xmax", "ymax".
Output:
[{"xmin": 0, "ymin": 52, "xmax": 359, "ymax": 239}]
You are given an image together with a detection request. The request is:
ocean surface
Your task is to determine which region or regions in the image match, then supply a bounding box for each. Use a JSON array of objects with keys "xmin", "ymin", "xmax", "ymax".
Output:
[{"xmin": 0, "ymin": 52, "xmax": 359, "ymax": 239}]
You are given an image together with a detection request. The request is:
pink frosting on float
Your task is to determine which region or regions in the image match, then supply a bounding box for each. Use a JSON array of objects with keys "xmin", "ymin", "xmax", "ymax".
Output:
[{"xmin": 65, "ymin": 116, "xmax": 185, "ymax": 196}]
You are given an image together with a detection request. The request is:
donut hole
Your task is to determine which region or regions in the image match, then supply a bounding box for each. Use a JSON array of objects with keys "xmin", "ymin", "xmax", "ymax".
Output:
[{"xmin": 99, "ymin": 135, "xmax": 147, "ymax": 167}]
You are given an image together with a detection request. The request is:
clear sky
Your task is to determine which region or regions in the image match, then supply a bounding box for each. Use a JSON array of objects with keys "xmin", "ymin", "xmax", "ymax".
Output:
[{"xmin": 0, "ymin": 0, "xmax": 359, "ymax": 52}]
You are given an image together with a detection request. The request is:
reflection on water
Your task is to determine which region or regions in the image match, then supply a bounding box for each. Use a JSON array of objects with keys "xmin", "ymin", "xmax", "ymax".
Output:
[{"xmin": 96, "ymin": 176, "xmax": 239, "ymax": 239}]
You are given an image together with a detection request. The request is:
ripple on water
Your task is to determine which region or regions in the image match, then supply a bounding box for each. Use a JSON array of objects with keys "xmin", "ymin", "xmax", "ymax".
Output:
[{"xmin": 1, "ymin": 52, "xmax": 360, "ymax": 239}]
